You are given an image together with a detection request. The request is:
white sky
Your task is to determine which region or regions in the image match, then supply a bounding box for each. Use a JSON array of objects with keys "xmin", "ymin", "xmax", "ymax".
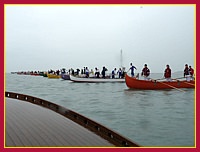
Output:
[{"xmin": 5, "ymin": 5, "xmax": 195, "ymax": 73}]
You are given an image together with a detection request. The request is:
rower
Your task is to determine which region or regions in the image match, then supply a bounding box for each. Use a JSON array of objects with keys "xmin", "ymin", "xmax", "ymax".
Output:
[
  {"xmin": 164, "ymin": 64, "xmax": 172, "ymax": 82},
  {"xmin": 184, "ymin": 64, "xmax": 190, "ymax": 81},
  {"xmin": 141, "ymin": 64, "xmax": 150, "ymax": 80}
]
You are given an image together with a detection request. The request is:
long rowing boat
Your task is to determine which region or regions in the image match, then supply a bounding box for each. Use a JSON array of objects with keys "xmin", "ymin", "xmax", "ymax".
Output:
[
  {"xmin": 70, "ymin": 75, "xmax": 125, "ymax": 83},
  {"xmin": 125, "ymin": 74, "xmax": 195, "ymax": 90}
]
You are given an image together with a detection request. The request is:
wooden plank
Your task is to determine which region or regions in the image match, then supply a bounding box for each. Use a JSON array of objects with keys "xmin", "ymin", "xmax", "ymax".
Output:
[{"xmin": 6, "ymin": 98, "xmax": 114, "ymax": 147}]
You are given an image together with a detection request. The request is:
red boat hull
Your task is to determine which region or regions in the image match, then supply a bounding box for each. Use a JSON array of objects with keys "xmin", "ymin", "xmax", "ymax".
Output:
[{"xmin": 125, "ymin": 74, "xmax": 195, "ymax": 90}]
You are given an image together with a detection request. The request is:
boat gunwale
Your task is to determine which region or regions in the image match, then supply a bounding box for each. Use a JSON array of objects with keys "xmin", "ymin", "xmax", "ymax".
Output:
[{"xmin": 69, "ymin": 75, "xmax": 125, "ymax": 83}]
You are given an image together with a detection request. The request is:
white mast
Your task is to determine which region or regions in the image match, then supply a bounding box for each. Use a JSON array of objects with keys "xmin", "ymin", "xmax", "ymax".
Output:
[{"xmin": 120, "ymin": 49, "xmax": 123, "ymax": 68}]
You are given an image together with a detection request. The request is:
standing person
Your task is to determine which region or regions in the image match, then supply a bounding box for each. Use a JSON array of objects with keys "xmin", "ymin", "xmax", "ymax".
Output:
[
  {"xmin": 56, "ymin": 70, "xmax": 60, "ymax": 75},
  {"xmin": 121, "ymin": 67, "xmax": 126, "ymax": 78},
  {"xmin": 101, "ymin": 66, "xmax": 107, "ymax": 78},
  {"xmin": 129, "ymin": 63, "xmax": 137, "ymax": 77},
  {"xmin": 90, "ymin": 69, "xmax": 94, "ymax": 75},
  {"xmin": 85, "ymin": 67, "xmax": 89, "ymax": 78},
  {"xmin": 141, "ymin": 64, "xmax": 150, "ymax": 80},
  {"xmin": 164, "ymin": 64, "xmax": 171, "ymax": 82},
  {"xmin": 111, "ymin": 68, "xmax": 117, "ymax": 79},
  {"xmin": 71, "ymin": 68, "xmax": 75, "ymax": 75},
  {"xmin": 184, "ymin": 64, "xmax": 190, "ymax": 81},
  {"xmin": 76, "ymin": 69, "xmax": 80, "ymax": 75},
  {"xmin": 61, "ymin": 68, "xmax": 66, "ymax": 74},
  {"xmin": 189, "ymin": 65, "xmax": 194, "ymax": 80},
  {"xmin": 83, "ymin": 67, "xmax": 86, "ymax": 74},
  {"xmin": 81, "ymin": 69, "xmax": 84, "ymax": 75},
  {"xmin": 117, "ymin": 68, "xmax": 122, "ymax": 78},
  {"xmin": 95, "ymin": 67, "xmax": 100, "ymax": 78}
]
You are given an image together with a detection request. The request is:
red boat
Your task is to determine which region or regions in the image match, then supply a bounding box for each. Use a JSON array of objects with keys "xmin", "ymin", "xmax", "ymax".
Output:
[{"xmin": 125, "ymin": 74, "xmax": 195, "ymax": 90}]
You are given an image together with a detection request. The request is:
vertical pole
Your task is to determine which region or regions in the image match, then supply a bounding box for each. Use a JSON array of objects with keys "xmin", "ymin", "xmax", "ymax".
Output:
[{"xmin": 120, "ymin": 49, "xmax": 123, "ymax": 68}]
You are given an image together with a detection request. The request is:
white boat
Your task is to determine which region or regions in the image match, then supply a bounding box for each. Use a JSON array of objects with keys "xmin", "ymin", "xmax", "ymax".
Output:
[{"xmin": 69, "ymin": 75, "xmax": 125, "ymax": 83}]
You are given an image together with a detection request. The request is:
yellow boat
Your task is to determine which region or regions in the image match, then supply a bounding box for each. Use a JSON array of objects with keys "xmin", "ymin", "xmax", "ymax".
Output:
[{"xmin": 47, "ymin": 74, "xmax": 61, "ymax": 79}]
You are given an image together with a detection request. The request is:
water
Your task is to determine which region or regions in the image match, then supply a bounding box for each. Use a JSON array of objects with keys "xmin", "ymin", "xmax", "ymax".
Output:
[{"xmin": 5, "ymin": 73, "xmax": 195, "ymax": 147}]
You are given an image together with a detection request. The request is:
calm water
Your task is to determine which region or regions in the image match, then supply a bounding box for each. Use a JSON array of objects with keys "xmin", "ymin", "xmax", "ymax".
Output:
[{"xmin": 5, "ymin": 73, "xmax": 195, "ymax": 147}]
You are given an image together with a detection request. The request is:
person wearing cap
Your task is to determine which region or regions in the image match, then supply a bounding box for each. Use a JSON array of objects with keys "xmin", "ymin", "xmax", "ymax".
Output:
[
  {"xmin": 141, "ymin": 64, "xmax": 150, "ymax": 80},
  {"xmin": 164, "ymin": 64, "xmax": 171, "ymax": 82},
  {"xmin": 184, "ymin": 64, "xmax": 190, "ymax": 81},
  {"xmin": 129, "ymin": 63, "xmax": 137, "ymax": 77}
]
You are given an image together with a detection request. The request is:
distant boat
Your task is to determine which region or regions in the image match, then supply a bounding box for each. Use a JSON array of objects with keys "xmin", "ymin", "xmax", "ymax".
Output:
[
  {"xmin": 61, "ymin": 73, "xmax": 70, "ymax": 80},
  {"xmin": 125, "ymin": 74, "xmax": 195, "ymax": 90},
  {"xmin": 70, "ymin": 75, "xmax": 125, "ymax": 83},
  {"xmin": 11, "ymin": 72, "xmax": 17, "ymax": 74},
  {"xmin": 30, "ymin": 73, "xmax": 40, "ymax": 76},
  {"xmin": 47, "ymin": 74, "xmax": 61, "ymax": 79}
]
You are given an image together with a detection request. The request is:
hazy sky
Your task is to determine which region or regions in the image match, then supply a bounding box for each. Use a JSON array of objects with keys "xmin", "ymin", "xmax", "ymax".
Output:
[{"xmin": 5, "ymin": 5, "xmax": 195, "ymax": 73}]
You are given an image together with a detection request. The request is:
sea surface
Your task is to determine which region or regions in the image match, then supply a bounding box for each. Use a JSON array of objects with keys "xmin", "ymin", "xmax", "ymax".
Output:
[{"xmin": 5, "ymin": 73, "xmax": 195, "ymax": 147}]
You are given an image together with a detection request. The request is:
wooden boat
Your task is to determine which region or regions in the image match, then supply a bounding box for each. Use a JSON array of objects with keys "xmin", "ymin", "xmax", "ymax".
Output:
[
  {"xmin": 5, "ymin": 91, "xmax": 139, "ymax": 147},
  {"xmin": 70, "ymin": 75, "xmax": 125, "ymax": 83},
  {"xmin": 125, "ymin": 74, "xmax": 195, "ymax": 90},
  {"xmin": 47, "ymin": 73, "xmax": 61, "ymax": 79}
]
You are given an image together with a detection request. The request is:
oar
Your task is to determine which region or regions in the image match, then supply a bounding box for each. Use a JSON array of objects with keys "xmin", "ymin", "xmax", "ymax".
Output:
[
  {"xmin": 158, "ymin": 81, "xmax": 185, "ymax": 92},
  {"xmin": 154, "ymin": 77, "xmax": 166, "ymax": 81},
  {"xmin": 183, "ymin": 81, "xmax": 195, "ymax": 86},
  {"xmin": 172, "ymin": 78, "xmax": 195, "ymax": 86},
  {"xmin": 157, "ymin": 77, "xmax": 184, "ymax": 81},
  {"xmin": 173, "ymin": 77, "xmax": 185, "ymax": 80},
  {"xmin": 150, "ymin": 78, "xmax": 185, "ymax": 92}
]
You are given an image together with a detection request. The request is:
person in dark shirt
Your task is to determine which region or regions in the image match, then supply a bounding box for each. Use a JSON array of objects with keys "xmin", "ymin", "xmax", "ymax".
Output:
[
  {"xmin": 117, "ymin": 68, "xmax": 122, "ymax": 78},
  {"xmin": 141, "ymin": 64, "xmax": 150, "ymax": 80},
  {"xmin": 164, "ymin": 64, "xmax": 171, "ymax": 82},
  {"xmin": 101, "ymin": 66, "xmax": 107, "ymax": 78},
  {"xmin": 184, "ymin": 64, "xmax": 190, "ymax": 81},
  {"xmin": 95, "ymin": 67, "xmax": 100, "ymax": 78}
]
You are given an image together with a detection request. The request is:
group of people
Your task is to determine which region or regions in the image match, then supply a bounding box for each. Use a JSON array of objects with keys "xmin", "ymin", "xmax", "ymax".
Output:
[
  {"xmin": 164, "ymin": 64, "xmax": 194, "ymax": 81},
  {"xmin": 183, "ymin": 64, "xmax": 194, "ymax": 81},
  {"xmin": 111, "ymin": 67, "xmax": 126, "ymax": 79},
  {"xmin": 96, "ymin": 66, "xmax": 126, "ymax": 79},
  {"xmin": 65, "ymin": 66, "xmax": 108, "ymax": 78},
  {"xmin": 129, "ymin": 63, "xmax": 194, "ymax": 82},
  {"xmin": 129, "ymin": 63, "xmax": 150, "ymax": 80},
  {"xmin": 48, "ymin": 69, "xmax": 60, "ymax": 75},
  {"xmin": 58, "ymin": 63, "xmax": 195, "ymax": 81},
  {"xmin": 63, "ymin": 66, "xmax": 126, "ymax": 79}
]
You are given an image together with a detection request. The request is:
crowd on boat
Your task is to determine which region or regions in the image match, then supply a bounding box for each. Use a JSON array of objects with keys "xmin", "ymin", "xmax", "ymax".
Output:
[
  {"xmin": 12, "ymin": 63, "xmax": 194, "ymax": 82},
  {"xmin": 53, "ymin": 66, "xmax": 127, "ymax": 79},
  {"xmin": 15, "ymin": 71, "xmax": 46, "ymax": 76},
  {"xmin": 129, "ymin": 63, "xmax": 194, "ymax": 82}
]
